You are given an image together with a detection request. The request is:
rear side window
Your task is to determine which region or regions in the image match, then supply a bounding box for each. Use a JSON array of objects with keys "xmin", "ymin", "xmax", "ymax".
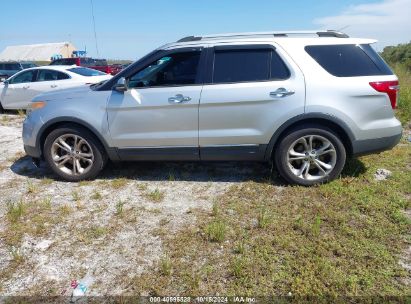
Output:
[
  {"xmin": 68, "ymin": 67, "xmax": 106, "ymax": 76},
  {"xmin": 305, "ymin": 44, "xmax": 393, "ymax": 77},
  {"xmin": 212, "ymin": 49, "xmax": 289, "ymax": 84},
  {"xmin": 37, "ymin": 69, "xmax": 70, "ymax": 81}
]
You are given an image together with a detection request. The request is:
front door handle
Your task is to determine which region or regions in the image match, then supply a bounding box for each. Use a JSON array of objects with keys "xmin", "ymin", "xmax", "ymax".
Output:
[
  {"xmin": 168, "ymin": 94, "xmax": 191, "ymax": 104},
  {"xmin": 22, "ymin": 85, "xmax": 30, "ymax": 89},
  {"xmin": 270, "ymin": 88, "xmax": 295, "ymax": 98},
  {"xmin": 51, "ymin": 84, "xmax": 58, "ymax": 88}
]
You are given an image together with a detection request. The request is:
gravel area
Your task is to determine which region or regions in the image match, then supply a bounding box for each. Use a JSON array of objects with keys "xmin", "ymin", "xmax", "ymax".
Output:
[{"xmin": 0, "ymin": 113, "xmax": 270, "ymax": 296}]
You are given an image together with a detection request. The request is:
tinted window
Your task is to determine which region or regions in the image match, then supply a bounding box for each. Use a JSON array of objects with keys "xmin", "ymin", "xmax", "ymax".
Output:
[
  {"xmin": 37, "ymin": 69, "xmax": 70, "ymax": 81},
  {"xmin": 271, "ymin": 51, "xmax": 291, "ymax": 80},
  {"xmin": 21, "ymin": 63, "xmax": 37, "ymax": 69},
  {"xmin": 68, "ymin": 67, "xmax": 106, "ymax": 76},
  {"xmin": 213, "ymin": 50, "xmax": 269, "ymax": 83},
  {"xmin": 128, "ymin": 51, "xmax": 201, "ymax": 88},
  {"xmin": 305, "ymin": 44, "xmax": 393, "ymax": 77},
  {"xmin": 10, "ymin": 70, "xmax": 36, "ymax": 84},
  {"xmin": 5, "ymin": 63, "xmax": 21, "ymax": 70},
  {"xmin": 50, "ymin": 58, "xmax": 77, "ymax": 65},
  {"xmin": 212, "ymin": 49, "xmax": 289, "ymax": 83}
]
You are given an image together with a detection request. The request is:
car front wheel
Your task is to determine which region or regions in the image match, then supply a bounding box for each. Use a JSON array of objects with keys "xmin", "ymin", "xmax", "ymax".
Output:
[
  {"xmin": 44, "ymin": 125, "xmax": 107, "ymax": 182},
  {"xmin": 274, "ymin": 125, "xmax": 346, "ymax": 186}
]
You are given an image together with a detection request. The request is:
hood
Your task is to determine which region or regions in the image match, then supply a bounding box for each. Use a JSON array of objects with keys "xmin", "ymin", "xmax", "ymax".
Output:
[{"xmin": 32, "ymin": 85, "xmax": 92, "ymax": 102}]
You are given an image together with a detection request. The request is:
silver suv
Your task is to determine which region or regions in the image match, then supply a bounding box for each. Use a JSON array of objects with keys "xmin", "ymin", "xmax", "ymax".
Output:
[{"xmin": 23, "ymin": 30, "xmax": 402, "ymax": 185}]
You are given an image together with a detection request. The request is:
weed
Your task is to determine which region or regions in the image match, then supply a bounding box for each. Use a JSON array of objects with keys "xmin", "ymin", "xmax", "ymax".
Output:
[
  {"xmin": 9, "ymin": 247, "xmax": 24, "ymax": 265},
  {"xmin": 160, "ymin": 254, "xmax": 172, "ymax": 276},
  {"xmin": 115, "ymin": 201, "xmax": 126, "ymax": 216},
  {"xmin": 111, "ymin": 178, "xmax": 128, "ymax": 189},
  {"xmin": 91, "ymin": 191, "xmax": 102, "ymax": 200},
  {"xmin": 145, "ymin": 188, "xmax": 165, "ymax": 202},
  {"xmin": 7, "ymin": 200, "xmax": 25, "ymax": 223},
  {"xmin": 257, "ymin": 207, "xmax": 270, "ymax": 228},
  {"xmin": 211, "ymin": 201, "xmax": 219, "ymax": 216},
  {"xmin": 72, "ymin": 191, "xmax": 80, "ymax": 202},
  {"xmin": 27, "ymin": 180, "xmax": 37, "ymax": 194},
  {"xmin": 205, "ymin": 220, "xmax": 226, "ymax": 242}
]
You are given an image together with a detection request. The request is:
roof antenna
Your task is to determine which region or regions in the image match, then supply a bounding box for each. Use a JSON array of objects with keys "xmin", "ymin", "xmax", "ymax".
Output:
[{"xmin": 90, "ymin": 0, "xmax": 100, "ymax": 57}]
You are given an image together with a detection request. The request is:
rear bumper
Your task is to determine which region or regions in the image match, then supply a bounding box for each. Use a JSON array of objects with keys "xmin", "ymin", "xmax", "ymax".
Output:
[{"xmin": 352, "ymin": 131, "xmax": 402, "ymax": 156}]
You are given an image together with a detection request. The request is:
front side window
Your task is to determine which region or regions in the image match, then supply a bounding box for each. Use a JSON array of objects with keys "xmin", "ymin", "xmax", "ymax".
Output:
[
  {"xmin": 128, "ymin": 51, "xmax": 201, "ymax": 89},
  {"xmin": 212, "ymin": 48, "xmax": 289, "ymax": 84},
  {"xmin": 10, "ymin": 70, "xmax": 36, "ymax": 84},
  {"xmin": 37, "ymin": 70, "xmax": 70, "ymax": 81},
  {"xmin": 305, "ymin": 44, "xmax": 393, "ymax": 77}
]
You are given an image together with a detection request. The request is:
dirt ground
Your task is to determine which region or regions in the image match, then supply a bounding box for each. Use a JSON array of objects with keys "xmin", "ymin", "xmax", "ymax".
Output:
[{"xmin": 0, "ymin": 113, "xmax": 273, "ymax": 296}]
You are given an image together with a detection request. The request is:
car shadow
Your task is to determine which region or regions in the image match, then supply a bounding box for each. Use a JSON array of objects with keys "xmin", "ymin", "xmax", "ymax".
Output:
[
  {"xmin": 10, "ymin": 155, "xmax": 284, "ymax": 184},
  {"xmin": 10, "ymin": 155, "xmax": 367, "ymax": 184}
]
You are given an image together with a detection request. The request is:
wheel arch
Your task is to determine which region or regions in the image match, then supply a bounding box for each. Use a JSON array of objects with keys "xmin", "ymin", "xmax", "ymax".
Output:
[
  {"xmin": 264, "ymin": 113, "xmax": 355, "ymax": 161},
  {"xmin": 36, "ymin": 117, "xmax": 119, "ymax": 161}
]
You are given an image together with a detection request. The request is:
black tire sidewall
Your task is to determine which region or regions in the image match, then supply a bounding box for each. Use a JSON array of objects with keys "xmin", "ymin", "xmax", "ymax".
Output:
[
  {"xmin": 44, "ymin": 126, "xmax": 106, "ymax": 182},
  {"xmin": 275, "ymin": 126, "xmax": 346, "ymax": 186}
]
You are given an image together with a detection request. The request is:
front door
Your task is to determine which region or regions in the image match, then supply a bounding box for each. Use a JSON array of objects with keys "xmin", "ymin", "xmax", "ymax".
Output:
[
  {"xmin": 2, "ymin": 69, "xmax": 37, "ymax": 109},
  {"xmin": 107, "ymin": 48, "xmax": 204, "ymax": 160}
]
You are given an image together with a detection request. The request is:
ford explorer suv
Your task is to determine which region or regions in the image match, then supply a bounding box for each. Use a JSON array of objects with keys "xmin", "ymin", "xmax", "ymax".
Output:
[{"xmin": 22, "ymin": 30, "xmax": 402, "ymax": 186}]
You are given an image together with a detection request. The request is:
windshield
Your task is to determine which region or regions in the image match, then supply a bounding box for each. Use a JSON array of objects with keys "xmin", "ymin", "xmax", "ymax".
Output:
[{"xmin": 68, "ymin": 67, "xmax": 106, "ymax": 76}]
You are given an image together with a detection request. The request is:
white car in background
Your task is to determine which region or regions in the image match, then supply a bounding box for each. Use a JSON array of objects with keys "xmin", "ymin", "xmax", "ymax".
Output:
[{"xmin": 0, "ymin": 66, "xmax": 112, "ymax": 111}]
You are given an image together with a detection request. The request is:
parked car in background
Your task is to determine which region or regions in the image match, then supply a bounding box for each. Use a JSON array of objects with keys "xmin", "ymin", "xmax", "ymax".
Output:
[
  {"xmin": 23, "ymin": 30, "xmax": 402, "ymax": 185},
  {"xmin": 0, "ymin": 66, "xmax": 111, "ymax": 111},
  {"xmin": 0, "ymin": 61, "xmax": 37, "ymax": 81},
  {"xmin": 49, "ymin": 57, "xmax": 121, "ymax": 75}
]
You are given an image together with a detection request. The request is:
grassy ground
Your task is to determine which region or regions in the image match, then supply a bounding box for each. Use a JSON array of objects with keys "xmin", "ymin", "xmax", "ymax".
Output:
[
  {"xmin": 130, "ymin": 66, "xmax": 411, "ymax": 296},
  {"xmin": 393, "ymin": 64, "xmax": 411, "ymax": 125}
]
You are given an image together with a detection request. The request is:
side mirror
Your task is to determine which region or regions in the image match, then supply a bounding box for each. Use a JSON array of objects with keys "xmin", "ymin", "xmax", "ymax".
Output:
[{"xmin": 113, "ymin": 77, "xmax": 127, "ymax": 92}]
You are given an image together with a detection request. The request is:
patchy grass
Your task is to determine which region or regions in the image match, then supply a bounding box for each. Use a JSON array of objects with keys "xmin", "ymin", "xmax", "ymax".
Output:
[
  {"xmin": 131, "ymin": 143, "xmax": 411, "ymax": 296},
  {"xmin": 392, "ymin": 64, "xmax": 411, "ymax": 126},
  {"xmin": 111, "ymin": 178, "xmax": 128, "ymax": 189},
  {"xmin": 144, "ymin": 188, "xmax": 165, "ymax": 203},
  {"xmin": 90, "ymin": 191, "xmax": 103, "ymax": 200},
  {"xmin": 2, "ymin": 198, "xmax": 68, "ymax": 247}
]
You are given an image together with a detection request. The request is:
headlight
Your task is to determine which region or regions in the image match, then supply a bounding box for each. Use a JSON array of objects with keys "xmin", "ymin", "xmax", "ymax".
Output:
[{"xmin": 27, "ymin": 101, "xmax": 46, "ymax": 115}]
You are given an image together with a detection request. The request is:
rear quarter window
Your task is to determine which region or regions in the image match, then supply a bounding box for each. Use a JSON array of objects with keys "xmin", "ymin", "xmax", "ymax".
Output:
[{"xmin": 305, "ymin": 44, "xmax": 393, "ymax": 77}]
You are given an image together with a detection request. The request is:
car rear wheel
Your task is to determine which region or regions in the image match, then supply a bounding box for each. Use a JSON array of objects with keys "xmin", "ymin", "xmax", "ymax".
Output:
[
  {"xmin": 274, "ymin": 125, "xmax": 346, "ymax": 186},
  {"xmin": 44, "ymin": 125, "xmax": 107, "ymax": 181}
]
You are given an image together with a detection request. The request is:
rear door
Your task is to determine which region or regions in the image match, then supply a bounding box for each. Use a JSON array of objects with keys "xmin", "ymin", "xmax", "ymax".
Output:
[{"xmin": 199, "ymin": 43, "xmax": 305, "ymax": 160}]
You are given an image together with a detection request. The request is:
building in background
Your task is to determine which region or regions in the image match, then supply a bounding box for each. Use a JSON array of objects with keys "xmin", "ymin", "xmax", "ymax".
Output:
[{"xmin": 0, "ymin": 42, "xmax": 76, "ymax": 62}]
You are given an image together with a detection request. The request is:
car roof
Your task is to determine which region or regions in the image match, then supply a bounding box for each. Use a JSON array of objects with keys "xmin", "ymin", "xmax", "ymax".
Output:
[
  {"xmin": 160, "ymin": 30, "xmax": 377, "ymax": 50},
  {"xmin": 23, "ymin": 65, "xmax": 79, "ymax": 72}
]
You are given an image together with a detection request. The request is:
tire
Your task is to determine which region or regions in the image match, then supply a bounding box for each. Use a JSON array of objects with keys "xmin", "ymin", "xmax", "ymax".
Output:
[
  {"xmin": 274, "ymin": 124, "xmax": 346, "ymax": 186},
  {"xmin": 43, "ymin": 124, "xmax": 107, "ymax": 182},
  {"xmin": 0, "ymin": 101, "xmax": 4, "ymax": 113}
]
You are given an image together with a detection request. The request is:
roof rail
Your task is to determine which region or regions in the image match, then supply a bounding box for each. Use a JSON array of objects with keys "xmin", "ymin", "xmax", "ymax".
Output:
[{"xmin": 176, "ymin": 30, "xmax": 349, "ymax": 42}]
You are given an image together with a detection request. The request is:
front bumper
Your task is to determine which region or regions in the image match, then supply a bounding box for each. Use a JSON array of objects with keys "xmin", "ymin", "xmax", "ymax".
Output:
[
  {"xmin": 352, "ymin": 131, "xmax": 402, "ymax": 156},
  {"xmin": 24, "ymin": 144, "xmax": 41, "ymax": 158}
]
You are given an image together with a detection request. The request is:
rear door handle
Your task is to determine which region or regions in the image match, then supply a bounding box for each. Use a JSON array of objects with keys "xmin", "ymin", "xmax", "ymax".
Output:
[
  {"xmin": 23, "ymin": 85, "xmax": 30, "ymax": 89},
  {"xmin": 51, "ymin": 84, "xmax": 58, "ymax": 88},
  {"xmin": 270, "ymin": 88, "xmax": 295, "ymax": 98},
  {"xmin": 168, "ymin": 94, "xmax": 191, "ymax": 104}
]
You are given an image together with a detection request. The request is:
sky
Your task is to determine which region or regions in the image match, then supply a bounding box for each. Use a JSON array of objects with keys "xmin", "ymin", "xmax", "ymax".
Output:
[{"xmin": 0, "ymin": 0, "xmax": 410, "ymax": 60}]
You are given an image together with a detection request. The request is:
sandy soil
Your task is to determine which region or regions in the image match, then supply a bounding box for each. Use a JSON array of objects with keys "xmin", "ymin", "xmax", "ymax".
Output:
[{"xmin": 0, "ymin": 113, "xmax": 271, "ymax": 296}]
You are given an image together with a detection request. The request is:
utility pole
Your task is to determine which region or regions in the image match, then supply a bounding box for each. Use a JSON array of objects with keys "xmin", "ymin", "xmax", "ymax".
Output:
[{"xmin": 90, "ymin": 0, "xmax": 100, "ymax": 57}]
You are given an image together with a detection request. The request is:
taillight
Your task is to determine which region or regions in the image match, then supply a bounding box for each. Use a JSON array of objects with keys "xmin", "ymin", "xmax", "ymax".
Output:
[{"xmin": 369, "ymin": 80, "xmax": 399, "ymax": 109}]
